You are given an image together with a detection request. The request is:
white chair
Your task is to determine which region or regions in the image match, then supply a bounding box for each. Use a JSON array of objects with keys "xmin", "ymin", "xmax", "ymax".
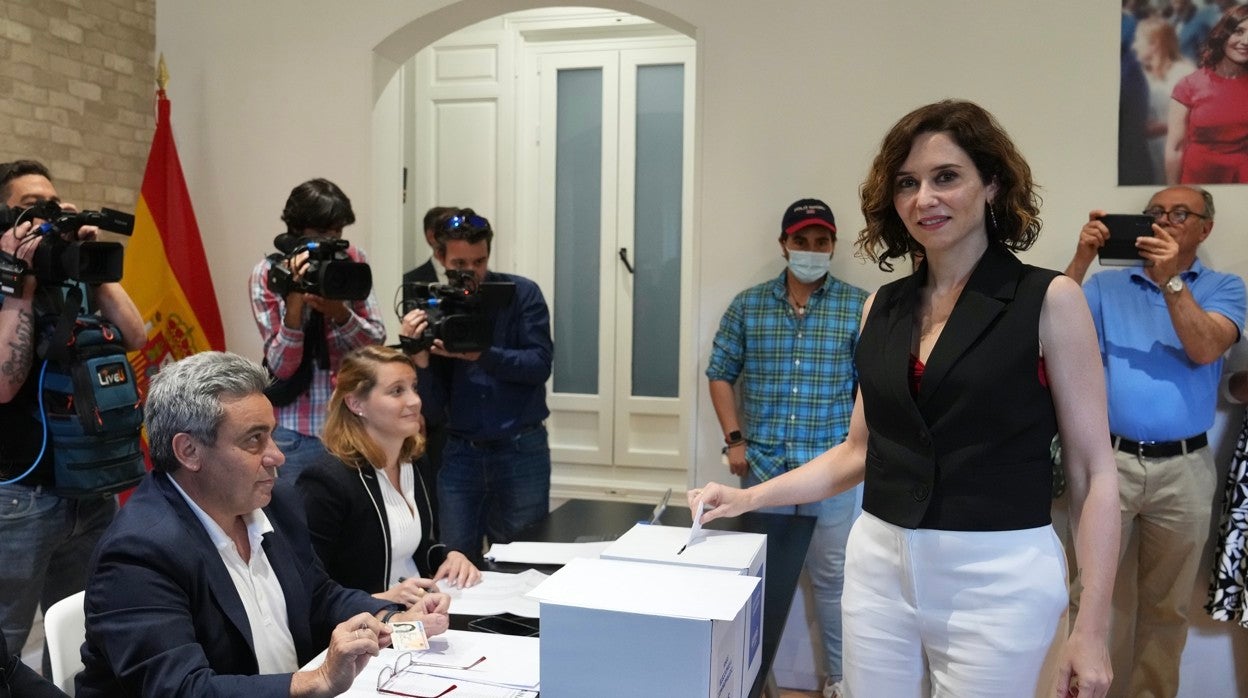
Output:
[{"xmin": 43, "ymin": 590, "xmax": 86, "ymax": 696}]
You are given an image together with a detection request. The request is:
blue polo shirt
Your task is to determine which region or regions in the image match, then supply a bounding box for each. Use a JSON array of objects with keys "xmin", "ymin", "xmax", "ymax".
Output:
[{"xmin": 1084, "ymin": 258, "xmax": 1245, "ymax": 442}]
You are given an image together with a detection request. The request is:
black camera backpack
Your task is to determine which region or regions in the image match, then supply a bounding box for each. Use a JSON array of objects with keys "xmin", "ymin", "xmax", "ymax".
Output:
[{"xmin": 35, "ymin": 286, "xmax": 145, "ymax": 496}]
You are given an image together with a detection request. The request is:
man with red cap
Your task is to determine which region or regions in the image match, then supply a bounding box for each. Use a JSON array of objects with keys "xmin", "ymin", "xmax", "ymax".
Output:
[{"xmin": 706, "ymin": 198, "xmax": 867, "ymax": 698}]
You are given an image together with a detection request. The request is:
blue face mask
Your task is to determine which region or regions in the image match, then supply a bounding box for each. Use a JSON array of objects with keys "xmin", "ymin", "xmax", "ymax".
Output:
[{"xmin": 786, "ymin": 250, "xmax": 831, "ymax": 283}]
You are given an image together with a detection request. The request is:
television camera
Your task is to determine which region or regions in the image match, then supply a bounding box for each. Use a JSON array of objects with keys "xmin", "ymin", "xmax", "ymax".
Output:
[
  {"xmin": 399, "ymin": 269, "xmax": 515, "ymax": 354},
  {"xmin": 264, "ymin": 232, "xmax": 373, "ymax": 301},
  {"xmin": 0, "ymin": 200, "xmax": 134, "ymax": 286}
]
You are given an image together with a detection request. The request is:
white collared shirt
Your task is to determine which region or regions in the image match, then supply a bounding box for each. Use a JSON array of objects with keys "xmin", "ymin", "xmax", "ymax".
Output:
[
  {"xmin": 169, "ymin": 476, "xmax": 299, "ymax": 674},
  {"xmin": 429, "ymin": 255, "xmax": 448, "ymax": 285}
]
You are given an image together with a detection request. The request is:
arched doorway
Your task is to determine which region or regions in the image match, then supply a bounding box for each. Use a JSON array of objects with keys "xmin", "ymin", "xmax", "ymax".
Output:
[{"xmin": 370, "ymin": 3, "xmax": 698, "ymax": 502}]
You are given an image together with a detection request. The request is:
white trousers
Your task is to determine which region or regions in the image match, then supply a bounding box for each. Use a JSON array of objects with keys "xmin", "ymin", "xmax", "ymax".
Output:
[{"xmin": 842, "ymin": 513, "xmax": 1068, "ymax": 698}]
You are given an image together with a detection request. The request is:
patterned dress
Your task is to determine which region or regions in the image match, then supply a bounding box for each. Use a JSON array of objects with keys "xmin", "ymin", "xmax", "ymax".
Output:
[{"xmin": 1207, "ymin": 411, "xmax": 1248, "ymax": 627}]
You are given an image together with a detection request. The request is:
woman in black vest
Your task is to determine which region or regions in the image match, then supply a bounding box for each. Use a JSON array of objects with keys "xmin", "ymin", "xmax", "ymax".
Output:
[
  {"xmin": 296, "ymin": 345, "xmax": 479, "ymax": 624},
  {"xmin": 690, "ymin": 100, "xmax": 1120, "ymax": 698}
]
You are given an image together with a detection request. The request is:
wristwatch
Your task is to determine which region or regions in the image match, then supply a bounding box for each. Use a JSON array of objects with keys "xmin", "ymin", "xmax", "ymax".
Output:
[
  {"xmin": 725, "ymin": 430, "xmax": 743, "ymax": 445},
  {"xmin": 1165, "ymin": 275, "xmax": 1185, "ymax": 295}
]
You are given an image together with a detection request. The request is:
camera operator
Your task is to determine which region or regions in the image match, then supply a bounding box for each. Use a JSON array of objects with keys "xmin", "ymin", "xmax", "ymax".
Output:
[
  {"xmin": 0, "ymin": 159, "xmax": 144, "ymax": 674},
  {"xmin": 399, "ymin": 208, "xmax": 552, "ymax": 564},
  {"xmin": 400, "ymin": 206, "xmax": 457, "ymax": 524},
  {"xmin": 248, "ymin": 179, "xmax": 385, "ymax": 480}
]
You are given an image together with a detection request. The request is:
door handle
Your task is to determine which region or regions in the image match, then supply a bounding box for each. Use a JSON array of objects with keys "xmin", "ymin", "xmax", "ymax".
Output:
[{"xmin": 618, "ymin": 247, "xmax": 634, "ymax": 274}]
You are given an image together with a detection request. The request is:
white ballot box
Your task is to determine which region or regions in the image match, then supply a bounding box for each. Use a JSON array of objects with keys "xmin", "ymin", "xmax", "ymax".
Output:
[
  {"xmin": 601, "ymin": 523, "xmax": 767, "ymax": 595},
  {"xmin": 529, "ymin": 557, "xmax": 764, "ymax": 698}
]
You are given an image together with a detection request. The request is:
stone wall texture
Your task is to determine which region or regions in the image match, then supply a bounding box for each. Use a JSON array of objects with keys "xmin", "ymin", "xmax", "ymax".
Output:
[{"xmin": 0, "ymin": 0, "xmax": 155, "ymax": 213}]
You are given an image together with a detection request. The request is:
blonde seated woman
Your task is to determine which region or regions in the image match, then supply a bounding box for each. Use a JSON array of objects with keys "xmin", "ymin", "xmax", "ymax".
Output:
[{"xmin": 295, "ymin": 346, "xmax": 480, "ymax": 636}]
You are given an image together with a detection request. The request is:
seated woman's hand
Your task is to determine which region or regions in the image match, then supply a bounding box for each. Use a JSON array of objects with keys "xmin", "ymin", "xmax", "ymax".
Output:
[
  {"xmin": 417, "ymin": 591, "xmax": 451, "ymax": 615},
  {"xmin": 434, "ymin": 551, "xmax": 482, "ymax": 589},
  {"xmin": 372, "ymin": 576, "xmax": 441, "ymax": 607}
]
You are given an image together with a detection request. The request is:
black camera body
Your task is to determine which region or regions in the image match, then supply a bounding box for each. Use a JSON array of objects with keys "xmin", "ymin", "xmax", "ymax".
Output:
[
  {"xmin": 265, "ymin": 233, "xmax": 372, "ymax": 301},
  {"xmin": 400, "ymin": 270, "xmax": 515, "ymax": 353},
  {"xmin": 0, "ymin": 201, "xmax": 135, "ymax": 284}
]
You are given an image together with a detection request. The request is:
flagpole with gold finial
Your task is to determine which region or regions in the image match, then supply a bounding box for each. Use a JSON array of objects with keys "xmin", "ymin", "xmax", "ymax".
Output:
[{"xmin": 156, "ymin": 54, "xmax": 169, "ymax": 94}]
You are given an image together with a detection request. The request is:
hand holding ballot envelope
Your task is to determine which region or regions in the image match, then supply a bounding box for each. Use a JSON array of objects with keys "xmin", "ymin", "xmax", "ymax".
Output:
[
  {"xmin": 678, "ymin": 500, "xmax": 706, "ymax": 555},
  {"xmin": 686, "ymin": 482, "xmax": 754, "ymax": 525}
]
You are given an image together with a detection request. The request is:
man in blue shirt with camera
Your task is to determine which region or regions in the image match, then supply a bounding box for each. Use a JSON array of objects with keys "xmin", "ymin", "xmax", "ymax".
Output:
[{"xmin": 401, "ymin": 208, "xmax": 553, "ymax": 564}]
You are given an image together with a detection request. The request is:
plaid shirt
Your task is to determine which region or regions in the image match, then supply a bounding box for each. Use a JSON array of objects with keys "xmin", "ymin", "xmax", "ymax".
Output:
[
  {"xmin": 706, "ymin": 270, "xmax": 867, "ymax": 481},
  {"xmin": 249, "ymin": 245, "xmax": 385, "ymax": 437}
]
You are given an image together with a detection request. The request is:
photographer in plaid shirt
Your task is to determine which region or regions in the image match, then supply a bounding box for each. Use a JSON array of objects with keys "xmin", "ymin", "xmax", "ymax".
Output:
[
  {"xmin": 248, "ymin": 179, "xmax": 385, "ymax": 481},
  {"xmin": 706, "ymin": 198, "xmax": 867, "ymax": 698}
]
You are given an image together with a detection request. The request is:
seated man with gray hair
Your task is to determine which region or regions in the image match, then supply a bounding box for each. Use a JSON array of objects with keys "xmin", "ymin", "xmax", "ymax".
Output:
[{"xmin": 77, "ymin": 351, "xmax": 448, "ymax": 698}]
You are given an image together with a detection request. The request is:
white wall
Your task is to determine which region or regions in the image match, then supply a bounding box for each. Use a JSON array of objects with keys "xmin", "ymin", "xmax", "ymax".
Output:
[{"xmin": 156, "ymin": 1, "xmax": 1248, "ymax": 693}]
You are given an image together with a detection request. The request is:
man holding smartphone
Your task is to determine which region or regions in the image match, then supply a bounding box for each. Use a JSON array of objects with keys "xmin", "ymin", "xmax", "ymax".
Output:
[{"xmin": 1063, "ymin": 185, "xmax": 1245, "ymax": 697}]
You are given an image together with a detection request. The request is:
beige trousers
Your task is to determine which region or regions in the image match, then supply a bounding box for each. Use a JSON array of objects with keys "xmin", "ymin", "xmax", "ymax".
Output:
[{"xmin": 1106, "ymin": 447, "xmax": 1217, "ymax": 698}]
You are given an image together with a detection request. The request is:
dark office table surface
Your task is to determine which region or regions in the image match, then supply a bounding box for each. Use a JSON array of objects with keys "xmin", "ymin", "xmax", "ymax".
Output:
[{"xmin": 480, "ymin": 498, "xmax": 816, "ymax": 698}]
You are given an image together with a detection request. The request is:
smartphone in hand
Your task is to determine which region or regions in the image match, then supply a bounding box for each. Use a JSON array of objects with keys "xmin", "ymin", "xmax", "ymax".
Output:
[{"xmin": 1097, "ymin": 214, "xmax": 1154, "ymax": 266}]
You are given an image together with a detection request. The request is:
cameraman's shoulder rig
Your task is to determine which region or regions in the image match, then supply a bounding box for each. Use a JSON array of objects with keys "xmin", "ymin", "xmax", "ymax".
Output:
[{"xmin": 35, "ymin": 286, "xmax": 145, "ymax": 496}]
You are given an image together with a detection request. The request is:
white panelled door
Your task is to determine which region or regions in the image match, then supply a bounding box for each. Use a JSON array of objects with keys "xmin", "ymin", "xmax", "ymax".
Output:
[{"xmin": 530, "ymin": 40, "xmax": 695, "ymax": 493}]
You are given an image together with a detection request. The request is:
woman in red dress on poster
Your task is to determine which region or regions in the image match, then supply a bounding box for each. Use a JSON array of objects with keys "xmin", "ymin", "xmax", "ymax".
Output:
[{"xmin": 1166, "ymin": 4, "xmax": 1248, "ymax": 184}]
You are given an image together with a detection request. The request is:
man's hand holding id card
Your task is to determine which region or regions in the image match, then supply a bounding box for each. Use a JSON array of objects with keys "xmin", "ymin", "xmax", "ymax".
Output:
[{"xmin": 389, "ymin": 620, "xmax": 430, "ymax": 651}]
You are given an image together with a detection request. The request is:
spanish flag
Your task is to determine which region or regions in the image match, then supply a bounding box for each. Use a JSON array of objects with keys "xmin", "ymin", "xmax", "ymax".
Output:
[{"xmin": 121, "ymin": 58, "xmax": 225, "ymax": 397}]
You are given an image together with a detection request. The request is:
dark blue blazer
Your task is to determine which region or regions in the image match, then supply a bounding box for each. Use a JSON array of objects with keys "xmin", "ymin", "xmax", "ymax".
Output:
[{"xmin": 76, "ymin": 471, "xmax": 392, "ymax": 698}]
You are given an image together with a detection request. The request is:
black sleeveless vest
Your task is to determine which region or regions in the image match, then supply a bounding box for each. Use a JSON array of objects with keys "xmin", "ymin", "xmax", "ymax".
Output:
[{"xmin": 855, "ymin": 244, "xmax": 1060, "ymax": 531}]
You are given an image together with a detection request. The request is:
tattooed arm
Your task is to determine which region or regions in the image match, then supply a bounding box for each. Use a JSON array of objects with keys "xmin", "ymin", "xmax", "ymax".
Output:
[{"xmin": 0, "ymin": 223, "xmax": 37, "ymax": 403}]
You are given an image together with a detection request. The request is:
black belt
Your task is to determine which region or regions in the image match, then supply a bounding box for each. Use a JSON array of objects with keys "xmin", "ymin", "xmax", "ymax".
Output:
[
  {"xmin": 455, "ymin": 423, "xmax": 543, "ymax": 450},
  {"xmin": 1113, "ymin": 433, "xmax": 1207, "ymax": 458}
]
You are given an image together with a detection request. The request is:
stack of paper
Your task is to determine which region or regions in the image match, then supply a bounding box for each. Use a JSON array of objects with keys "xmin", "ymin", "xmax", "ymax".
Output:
[
  {"xmin": 443, "ymin": 569, "xmax": 546, "ymax": 618},
  {"xmin": 483, "ymin": 540, "xmax": 612, "ymax": 565}
]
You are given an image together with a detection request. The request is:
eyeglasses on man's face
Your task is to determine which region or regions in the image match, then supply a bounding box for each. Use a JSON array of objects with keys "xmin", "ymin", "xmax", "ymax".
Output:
[{"xmin": 1141, "ymin": 207, "xmax": 1209, "ymax": 225}]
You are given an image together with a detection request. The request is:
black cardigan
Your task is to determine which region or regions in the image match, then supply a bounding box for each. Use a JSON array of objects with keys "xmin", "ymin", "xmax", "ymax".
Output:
[{"xmin": 294, "ymin": 452, "xmax": 450, "ymax": 594}]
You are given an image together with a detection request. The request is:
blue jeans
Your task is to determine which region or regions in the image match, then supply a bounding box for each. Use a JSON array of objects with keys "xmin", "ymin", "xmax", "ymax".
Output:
[
  {"xmin": 0, "ymin": 484, "xmax": 116, "ymax": 675},
  {"xmin": 272, "ymin": 426, "xmax": 328, "ymax": 485},
  {"xmin": 439, "ymin": 425, "xmax": 551, "ymax": 563},
  {"xmin": 745, "ymin": 471, "xmax": 860, "ymax": 681}
]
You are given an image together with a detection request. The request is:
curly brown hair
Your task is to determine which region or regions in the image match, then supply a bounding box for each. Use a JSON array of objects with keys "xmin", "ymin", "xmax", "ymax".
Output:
[
  {"xmin": 1200, "ymin": 4, "xmax": 1248, "ymax": 69},
  {"xmin": 857, "ymin": 100, "xmax": 1041, "ymax": 271},
  {"xmin": 322, "ymin": 345, "xmax": 425, "ymax": 470}
]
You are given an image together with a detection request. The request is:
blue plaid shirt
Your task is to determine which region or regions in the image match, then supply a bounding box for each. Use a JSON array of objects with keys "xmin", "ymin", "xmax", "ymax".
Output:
[{"xmin": 707, "ymin": 270, "xmax": 867, "ymax": 481}]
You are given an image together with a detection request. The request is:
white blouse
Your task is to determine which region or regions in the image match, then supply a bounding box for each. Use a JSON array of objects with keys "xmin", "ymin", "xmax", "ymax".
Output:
[{"xmin": 377, "ymin": 463, "xmax": 423, "ymax": 586}]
